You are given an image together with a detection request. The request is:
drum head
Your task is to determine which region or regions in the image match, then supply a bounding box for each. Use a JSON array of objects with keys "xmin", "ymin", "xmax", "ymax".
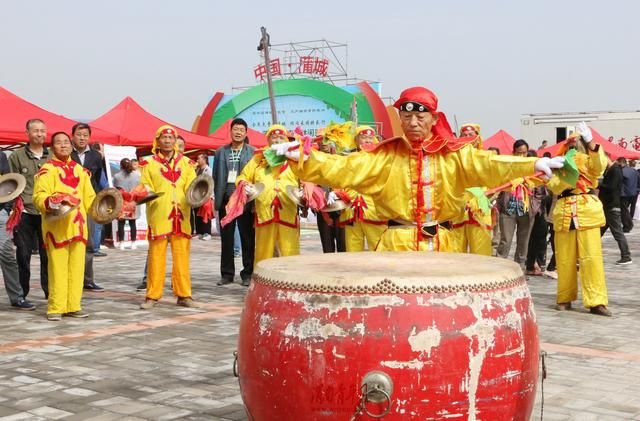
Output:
[{"xmin": 254, "ymin": 252, "xmax": 523, "ymax": 294}]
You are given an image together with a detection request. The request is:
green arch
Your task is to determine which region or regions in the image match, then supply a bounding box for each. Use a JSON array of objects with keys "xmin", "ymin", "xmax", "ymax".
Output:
[{"xmin": 209, "ymin": 79, "xmax": 375, "ymax": 133}]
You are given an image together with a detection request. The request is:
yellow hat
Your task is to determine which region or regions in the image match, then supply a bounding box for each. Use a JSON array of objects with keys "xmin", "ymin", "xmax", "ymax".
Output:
[
  {"xmin": 460, "ymin": 123, "xmax": 480, "ymax": 136},
  {"xmin": 153, "ymin": 125, "xmax": 179, "ymax": 155},
  {"xmin": 355, "ymin": 125, "xmax": 376, "ymax": 137},
  {"xmin": 460, "ymin": 123, "xmax": 483, "ymax": 148},
  {"xmin": 265, "ymin": 124, "xmax": 290, "ymax": 144}
]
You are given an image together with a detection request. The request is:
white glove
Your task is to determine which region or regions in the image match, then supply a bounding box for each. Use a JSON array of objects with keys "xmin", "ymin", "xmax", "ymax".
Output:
[
  {"xmin": 244, "ymin": 183, "xmax": 257, "ymax": 197},
  {"xmin": 576, "ymin": 121, "xmax": 593, "ymax": 143},
  {"xmin": 326, "ymin": 191, "xmax": 337, "ymax": 205},
  {"xmin": 534, "ymin": 156, "xmax": 565, "ymax": 178},
  {"xmin": 270, "ymin": 140, "xmax": 307, "ymax": 162}
]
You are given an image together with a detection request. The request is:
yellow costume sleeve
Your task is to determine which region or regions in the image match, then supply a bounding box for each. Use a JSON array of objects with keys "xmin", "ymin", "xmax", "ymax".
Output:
[
  {"xmin": 181, "ymin": 161, "xmax": 197, "ymax": 195},
  {"xmin": 140, "ymin": 163, "xmax": 154, "ymax": 192},
  {"xmin": 457, "ymin": 146, "xmax": 537, "ymax": 190},
  {"xmin": 290, "ymin": 148, "xmax": 394, "ymax": 196},
  {"xmin": 33, "ymin": 166, "xmax": 55, "ymax": 214},
  {"xmin": 80, "ymin": 170, "xmax": 96, "ymax": 214},
  {"xmin": 236, "ymin": 155, "xmax": 260, "ymax": 186}
]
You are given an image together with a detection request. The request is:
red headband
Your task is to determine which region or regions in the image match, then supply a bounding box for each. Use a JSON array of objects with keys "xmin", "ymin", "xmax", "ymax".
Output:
[{"xmin": 358, "ymin": 129, "xmax": 374, "ymax": 136}]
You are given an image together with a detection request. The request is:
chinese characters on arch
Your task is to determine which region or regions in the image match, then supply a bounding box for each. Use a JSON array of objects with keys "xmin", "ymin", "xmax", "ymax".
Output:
[{"xmin": 254, "ymin": 56, "xmax": 330, "ymax": 81}]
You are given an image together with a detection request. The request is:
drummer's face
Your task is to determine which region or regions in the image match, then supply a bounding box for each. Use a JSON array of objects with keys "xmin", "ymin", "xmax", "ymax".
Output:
[
  {"xmin": 400, "ymin": 111, "xmax": 437, "ymax": 142},
  {"xmin": 52, "ymin": 134, "xmax": 72, "ymax": 160}
]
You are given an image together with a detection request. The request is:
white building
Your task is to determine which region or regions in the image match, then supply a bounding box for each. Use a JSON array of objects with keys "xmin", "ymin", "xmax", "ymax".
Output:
[{"xmin": 520, "ymin": 111, "xmax": 640, "ymax": 150}]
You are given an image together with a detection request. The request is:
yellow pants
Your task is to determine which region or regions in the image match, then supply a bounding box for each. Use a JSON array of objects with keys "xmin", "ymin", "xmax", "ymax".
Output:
[
  {"xmin": 46, "ymin": 240, "xmax": 85, "ymax": 314},
  {"xmin": 345, "ymin": 222, "xmax": 387, "ymax": 252},
  {"xmin": 255, "ymin": 223, "xmax": 300, "ymax": 266},
  {"xmin": 147, "ymin": 236, "xmax": 191, "ymax": 300},
  {"xmin": 450, "ymin": 224, "xmax": 492, "ymax": 256},
  {"xmin": 555, "ymin": 228, "xmax": 607, "ymax": 308},
  {"xmin": 376, "ymin": 227, "xmax": 453, "ymax": 251}
]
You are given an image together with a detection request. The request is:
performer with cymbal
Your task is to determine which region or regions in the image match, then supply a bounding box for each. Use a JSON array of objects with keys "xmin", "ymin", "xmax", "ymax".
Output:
[
  {"xmin": 235, "ymin": 124, "xmax": 301, "ymax": 275},
  {"xmin": 135, "ymin": 125, "xmax": 197, "ymax": 309},
  {"xmin": 33, "ymin": 132, "xmax": 96, "ymax": 321}
]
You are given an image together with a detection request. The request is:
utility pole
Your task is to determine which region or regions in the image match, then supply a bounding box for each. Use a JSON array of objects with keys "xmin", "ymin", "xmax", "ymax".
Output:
[{"xmin": 257, "ymin": 26, "xmax": 278, "ymax": 125}]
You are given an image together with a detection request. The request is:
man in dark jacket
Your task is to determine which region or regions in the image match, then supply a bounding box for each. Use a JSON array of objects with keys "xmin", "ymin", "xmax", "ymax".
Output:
[
  {"xmin": 599, "ymin": 156, "xmax": 632, "ymax": 265},
  {"xmin": 213, "ymin": 118, "xmax": 256, "ymax": 286},
  {"xmin": 9, "ymin": 119, "xmax": 49, "ymax": 302},
  {"xmin": 620, "ymin": 157, "xmax": 638, "ymax": 232},
  {"xmin": 70, "ymin": 123, "xmax": 104, "ymax": 291}
]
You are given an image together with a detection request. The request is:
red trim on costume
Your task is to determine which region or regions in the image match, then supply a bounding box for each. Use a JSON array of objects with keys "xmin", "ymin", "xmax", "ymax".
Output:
[
  {"xmin": 50, "ymin": 158, "xmax": 80, "ymax": 189},
  {"xmin": 146, "ymin": 229, "xmax": 192, "ymax": 241},
  {"xmin": 139, "ymin": 159, "xmax": 149, "ymax": 167},
  {"xmin": 45, "ymin": 232, "xmax": 87, "ymax": 249},
  {"xmin": 36, "ymin": 168, "xmax": 49, "ymax": 177},
  {"xmin": 168, "ymin": 206, "xmax": 184, "ymax": 235},
  {"xmin": 153, "ymin": 154, "xmax": 184, "ymax": 183}
]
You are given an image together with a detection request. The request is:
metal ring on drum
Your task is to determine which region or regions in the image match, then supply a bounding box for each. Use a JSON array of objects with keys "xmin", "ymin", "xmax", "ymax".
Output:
[{"xmin": 236, "ymin": 251, "xmax": 539, "ymax": 421}]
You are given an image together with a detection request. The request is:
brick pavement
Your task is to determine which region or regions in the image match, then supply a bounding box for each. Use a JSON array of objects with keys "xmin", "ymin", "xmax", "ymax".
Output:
[{"xmin": 0, "ymin": 228, "xmax": 639, "ymax": 420}]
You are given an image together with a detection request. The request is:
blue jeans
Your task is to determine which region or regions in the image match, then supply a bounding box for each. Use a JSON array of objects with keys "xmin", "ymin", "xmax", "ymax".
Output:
[
  {"xmin": 93, "ymin": 222, "xmax": 103, "ymax": 252},
  {"xmin": 234, "ymin": 226, "xmax": 241, "ymax": 253}
]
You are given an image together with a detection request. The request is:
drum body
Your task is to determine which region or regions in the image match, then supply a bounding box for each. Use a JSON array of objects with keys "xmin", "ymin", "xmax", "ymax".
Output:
[{"xmin": 237, "ymin": 252, "xmax": 538, "ymax": 421}]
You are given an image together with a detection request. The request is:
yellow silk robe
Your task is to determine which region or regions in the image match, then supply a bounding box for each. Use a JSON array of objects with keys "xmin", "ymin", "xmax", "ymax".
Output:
[{"xmin": 291, "ymin": 137, "xmax": 536, "ymax": 251}]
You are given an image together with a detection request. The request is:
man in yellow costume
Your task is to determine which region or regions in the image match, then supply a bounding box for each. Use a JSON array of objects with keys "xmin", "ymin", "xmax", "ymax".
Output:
[
  {"xmin": 236, "ymin": 124, "xmax": 300, "ymax": 274},
  {"xmin": 336, "ymin": 125, "xmax": 388, "ymax": 251},
  {"xmin": 547, "ymin": 122, "xmax": 611, "ymax": 316},
  {"xmin": 137, "ymin": 125, "xmax": 197, "ymax": 309},
  {"xmin": 450, "ymin": 123, "xmax": 493, "ymax": 255},
  {"xmin": 33, "ymin": 132, "xmax": 96, "ymax": 321},
  {"xmin": 272, "ymin": 86, "xmax": 564, "ymax": 251}
]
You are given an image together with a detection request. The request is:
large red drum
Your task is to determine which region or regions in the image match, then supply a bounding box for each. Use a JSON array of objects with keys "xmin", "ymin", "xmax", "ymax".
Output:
[{"xmin": 237, "ymin": 252, "xmax": 539, "ymax": 420}]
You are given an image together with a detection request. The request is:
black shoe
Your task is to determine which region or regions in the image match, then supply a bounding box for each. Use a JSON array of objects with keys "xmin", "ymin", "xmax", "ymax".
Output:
[
  {"xmin": 616, "ymin": 257, "xmax": 632, "ymax": 265},
  {"xmin": 136, "ymin": 281, "xmax": 147, "ymax": 292},
  {"xmin": 84, "ymin": 282, "xmax": 105, "ymax": 291},
  {"xmin": 94, "ymin": 251, "xmax": 108, "ymax": 257},
  {"xmin": 241, "ymin": 278, "xmax": 251, "ymax": 287},
  {"xmin": 12, "ymin": 298, "xmax": 36, "ymax": 311},
  {"xmin": 217, "ymin": 277, "xmax": 234, "ymax": 286}
]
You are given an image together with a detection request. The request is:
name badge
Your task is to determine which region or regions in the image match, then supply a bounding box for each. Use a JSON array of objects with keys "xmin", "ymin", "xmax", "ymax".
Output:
[{"xmin": 228, "ymin": 170, "xmax": 237, "ymax": 183}]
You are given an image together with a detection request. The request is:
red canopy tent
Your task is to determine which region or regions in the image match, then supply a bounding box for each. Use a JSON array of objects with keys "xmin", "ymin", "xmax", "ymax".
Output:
[
  {"xmin": 209, "ymin": 119, "xmax": 267, "ymax": 148},
  {"xmin": 90, "ymin": 97, "xmax": 227, "ymax": 150},
  {"xmin": 538, "ymin": 127, "xmax": 640, "ymax": 160},
  {"xmin": 0, "ymin": 86, "xmax": 118, "ymax": 146},
  {"xmin": 483, "ymin": 130, "xmax": 515, "ymax": 155}
]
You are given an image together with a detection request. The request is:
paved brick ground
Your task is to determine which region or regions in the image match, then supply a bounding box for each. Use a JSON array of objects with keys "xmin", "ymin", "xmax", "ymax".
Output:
[{"xmin": 0, "ymin": 227, "xmax": 639, "ymax": 420}]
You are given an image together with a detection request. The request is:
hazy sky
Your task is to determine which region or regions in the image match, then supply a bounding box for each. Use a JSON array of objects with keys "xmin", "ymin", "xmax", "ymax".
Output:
[{"xmin": 1, "ymin": 0, "xmax": 638, "ymax": 139}]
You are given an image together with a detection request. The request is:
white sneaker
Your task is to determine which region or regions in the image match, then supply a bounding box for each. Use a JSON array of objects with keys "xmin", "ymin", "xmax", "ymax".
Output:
[
  {"xmin": 201, "ymin": 234, "xmax": 212, "ymax": 241},
  {"xmin": 544, "ymin": 270, "xmax": 558, "ymax": 279},
  {"xmin": 130, "ymin": 242, "xmax": 137, "ymax": 250},
  {"xmin": 118, "ymin": 243, "xmax": 126, "ymax": 250}
]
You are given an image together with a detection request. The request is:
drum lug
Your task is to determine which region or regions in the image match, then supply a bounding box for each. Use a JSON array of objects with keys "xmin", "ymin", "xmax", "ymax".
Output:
[
  {"xmin": 361, "ymin": 371, "xmax": 393, "ymax": 403},
  {"xmin": 233, "ymin": 351, "xmax": 239, "ymax": 378},
  {"xmin": 350, "ymin": 371, "xmax": 393, "ymax": 419}
]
